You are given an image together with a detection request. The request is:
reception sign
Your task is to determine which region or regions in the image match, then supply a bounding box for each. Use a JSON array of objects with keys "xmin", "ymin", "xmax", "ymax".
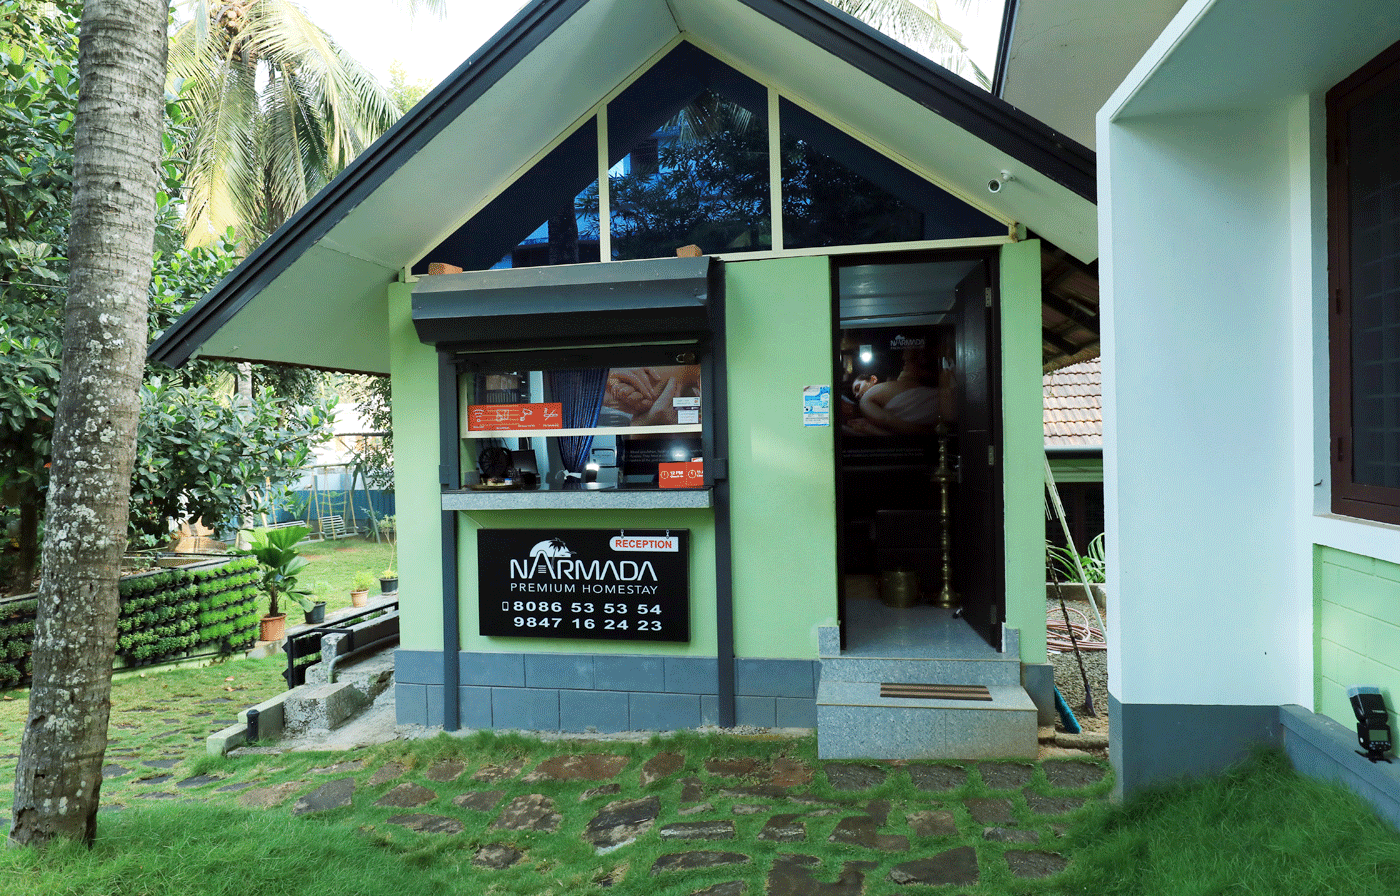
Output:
[{"xmin": 478, "ymin": 529, "xmax": 690, "ymax": 642}]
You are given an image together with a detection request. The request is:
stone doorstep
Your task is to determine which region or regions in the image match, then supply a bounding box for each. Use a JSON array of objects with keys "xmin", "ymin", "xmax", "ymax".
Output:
[{"xmin": 816, "ymin": 681, "xmax": 1038, "ymax": 760}]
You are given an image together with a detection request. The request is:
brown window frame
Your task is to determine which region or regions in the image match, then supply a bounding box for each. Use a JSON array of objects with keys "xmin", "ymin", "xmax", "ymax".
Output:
[{"xmin": 1328, "ymin": 38, "xmax": 1400, "ymax": 524}]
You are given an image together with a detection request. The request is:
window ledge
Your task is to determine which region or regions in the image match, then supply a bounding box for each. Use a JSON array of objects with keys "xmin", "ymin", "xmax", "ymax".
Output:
[
  {"xmin": 1311, "ymin": 513, "xmax": 1400, "ymax": 568},
  {"xmin": 443, "ymin": 488, "xmax": 711, "ymax": 511}
]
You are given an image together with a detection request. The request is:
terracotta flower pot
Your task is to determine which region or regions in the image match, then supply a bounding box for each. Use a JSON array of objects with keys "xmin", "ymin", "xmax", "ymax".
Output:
[
  {"xmin": 259, "ymin": 614, "xmax": 287, "ymax": 642},
  {"xmin": 351, "ymin": 588, "xmax": 369, "ymax": 608}
]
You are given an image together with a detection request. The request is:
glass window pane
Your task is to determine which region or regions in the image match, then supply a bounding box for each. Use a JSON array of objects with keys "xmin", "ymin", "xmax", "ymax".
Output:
[
  {"xmin": 462, "ymin": 362, "xmax": 704, "ymax": 490},
  {"xmin": 492, "ymin": 181, "xmax": 601, "ymax": 270},
  {"xmin": 1349, "ymin": 73, "xmax": 1400, "ymax": 489},
  {"xmin": 609, "ymin": 91, "xmax": 771, "ymax": 260},
  {"xmin": 780, "ymin": 100, "xmax": 1002, "ymax": 250}
]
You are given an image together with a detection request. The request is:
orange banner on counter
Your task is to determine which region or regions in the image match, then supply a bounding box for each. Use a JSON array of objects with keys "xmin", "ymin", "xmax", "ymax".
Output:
[
  {"xmin": 467, "ymin": 403, "xmax": 562, "ymax": 432},
  {"xmin": 659, "ymin": 460, "xmax": 704, "ymax": 488}
]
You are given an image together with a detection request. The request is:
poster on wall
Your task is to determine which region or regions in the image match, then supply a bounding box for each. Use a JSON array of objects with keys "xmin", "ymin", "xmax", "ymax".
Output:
[
  {"xmin": 477, "ymin": 529, "xmax": 690, "ymax": 642},
  {"xmin": 839, "ymin": 326, "xmax": 955, "ymax": 438}
]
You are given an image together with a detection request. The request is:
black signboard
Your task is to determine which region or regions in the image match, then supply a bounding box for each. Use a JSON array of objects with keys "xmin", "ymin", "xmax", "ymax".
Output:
[{"xmin": 477, "ymin": 529, "xmax": 690, "ymax": 642}]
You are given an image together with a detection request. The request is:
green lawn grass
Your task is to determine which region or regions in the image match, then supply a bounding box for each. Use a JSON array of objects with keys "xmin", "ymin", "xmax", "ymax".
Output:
[
  {"xmin": 2, "ymin": 652, "xmax": 1397, "ymax": 895},
  {"xmin": 297, "ymin": 535, "xmax": 395, "ymax": 614},
  {"xmin": 1050, "ymin": 749, "xmax": 1400, "ymax": 895}
]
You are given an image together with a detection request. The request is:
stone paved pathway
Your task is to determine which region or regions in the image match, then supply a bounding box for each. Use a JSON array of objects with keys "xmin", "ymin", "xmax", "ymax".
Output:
[{"xmin": 88, "ymin": 742, "xmax": 1109, "ymax": 892}]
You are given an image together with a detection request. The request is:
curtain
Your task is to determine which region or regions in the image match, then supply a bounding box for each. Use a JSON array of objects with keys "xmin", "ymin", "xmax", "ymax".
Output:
[{"xmin": 546, "ymin": 368, "xmax": 608, "ymax": 488}]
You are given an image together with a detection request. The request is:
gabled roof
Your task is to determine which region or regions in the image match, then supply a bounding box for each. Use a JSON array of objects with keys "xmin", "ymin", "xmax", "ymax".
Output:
[
  {"xmin": 150, "ymin": 0, "xmax": 1097, "ymax": 376},
  {"xmin": 995, "ymin": 0, "xmax": 1188, "ymax": 149},
  {"xmin": 1043, "ymin": 357, "xmax": 1101, "ymax": 448}
]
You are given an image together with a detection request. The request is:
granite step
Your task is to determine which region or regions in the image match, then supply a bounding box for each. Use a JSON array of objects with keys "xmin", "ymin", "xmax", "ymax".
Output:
[{"xmin": 816, "ymin": 680, "xmax": 1037, "ymax": 760}]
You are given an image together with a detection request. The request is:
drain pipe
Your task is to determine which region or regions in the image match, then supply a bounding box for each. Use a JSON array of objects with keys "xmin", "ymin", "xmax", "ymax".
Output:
[{"xmin": 439, "ymin": 352, "xmax": 461, "ymax": 731}]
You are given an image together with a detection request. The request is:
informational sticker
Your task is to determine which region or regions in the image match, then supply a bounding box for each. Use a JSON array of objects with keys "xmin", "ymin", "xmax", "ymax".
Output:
[
  {"xmin": 467, "ymin": 402, "xmax": 562, "ymax": 432},
  {"xmin": 803, "ymin": 385, "xmax": 831, "ymax": 427},
  {"xmin": 673, "ymin": 396, "xmax": 701, "ymax": 408},
  {"xmin": 477, "ymin": 529, "xmax": 690, "ymax": 642},
  {"xmin": 677, "ymin": 408, "xmax": 700, "ymax": 425},
  {"xmin": 659, "ymin": 460, "xmax": 704, "ymax": 488}
]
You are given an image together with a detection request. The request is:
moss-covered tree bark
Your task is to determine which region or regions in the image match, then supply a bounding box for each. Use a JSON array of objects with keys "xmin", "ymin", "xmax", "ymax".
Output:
[{"xmin": 9, "ymin": 0, "xmax": 168, "ymax": 847}]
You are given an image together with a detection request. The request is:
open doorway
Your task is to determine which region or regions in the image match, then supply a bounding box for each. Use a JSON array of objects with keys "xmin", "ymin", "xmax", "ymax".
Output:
[{"xmin": 834, "ymin": 253, "xmax": 1003, "ymax": 653}]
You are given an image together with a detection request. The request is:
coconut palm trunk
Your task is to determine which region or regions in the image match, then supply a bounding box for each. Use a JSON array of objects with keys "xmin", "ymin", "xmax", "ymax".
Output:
[{"xmin": 9, "ymin": 0, "xmax": 168, "ymax": 847}]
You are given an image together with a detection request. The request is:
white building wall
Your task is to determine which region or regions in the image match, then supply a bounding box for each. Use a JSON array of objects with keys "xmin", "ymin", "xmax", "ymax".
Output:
[{"xmin": 1100, "ymin": 106, "xmax": 1306, "ymax": 708}]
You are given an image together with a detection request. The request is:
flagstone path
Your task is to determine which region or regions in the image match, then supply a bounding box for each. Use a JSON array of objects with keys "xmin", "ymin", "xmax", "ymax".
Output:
[{"xmin": 93, "ymin": 744, "xmax": 1109, "ymax": 892}]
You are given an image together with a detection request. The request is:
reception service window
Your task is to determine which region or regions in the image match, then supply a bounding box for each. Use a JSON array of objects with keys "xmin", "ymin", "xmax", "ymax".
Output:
[
  {"xmin": 412, "ymin": 255, "xmax": 723, "ymax": 502},
  {"xmin": 461, "ymin": 352, "xmax": 706, "ymax": 491}
]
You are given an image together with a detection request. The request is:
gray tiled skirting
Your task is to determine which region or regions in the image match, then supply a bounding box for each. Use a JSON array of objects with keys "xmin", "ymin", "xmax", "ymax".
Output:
[{"xmin": 395, "ymin": 650, "xmax": 818, "ymax": 732}]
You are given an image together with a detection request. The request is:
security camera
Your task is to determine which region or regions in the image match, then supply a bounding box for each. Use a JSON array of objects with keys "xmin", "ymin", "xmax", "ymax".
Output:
[{"xmin": 988, "ymin": 170, "xmax": 1014, "ymax": 194}]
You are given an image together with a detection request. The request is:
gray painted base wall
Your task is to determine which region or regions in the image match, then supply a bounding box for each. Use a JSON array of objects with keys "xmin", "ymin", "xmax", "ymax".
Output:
[
  {"xmin": 1112, "ymin": 698, "xmax": 1400, "ymax": 832},
  {"xmin": 396, "ymin": 650, "xmax": 818, "ymax": 732},
  {"xmin": 1109, "ymin": 695, "xmax": 1280, "ymax": 800}
]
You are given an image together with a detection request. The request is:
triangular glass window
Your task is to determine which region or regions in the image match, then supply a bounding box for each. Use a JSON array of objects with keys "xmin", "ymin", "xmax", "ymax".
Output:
[
  {"xmin": 604, "ymin": 46, "xmax": 771, "ymax": 259},
  {"xmin": 414, "ymin": 121, "xmax": 600, "ymax": 274},
  {"xmin": 780, "ymin": 100, "xmax": 1002, "ymax": 250}
]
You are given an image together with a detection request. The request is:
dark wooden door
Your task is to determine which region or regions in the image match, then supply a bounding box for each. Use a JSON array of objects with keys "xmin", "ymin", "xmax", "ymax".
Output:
[{"xmin": 952, "ymin": 261, "xmax": 1003, "ymax": 649}]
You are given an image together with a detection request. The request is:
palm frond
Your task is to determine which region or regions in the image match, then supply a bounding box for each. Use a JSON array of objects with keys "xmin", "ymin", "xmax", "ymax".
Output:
[
  {"xmin": 825, "ymin": 0, "xmax": 989, "ymax": 88},
  {"xmin": 167, "ymin": 0, "xmax": 402, "ymax": 246}
]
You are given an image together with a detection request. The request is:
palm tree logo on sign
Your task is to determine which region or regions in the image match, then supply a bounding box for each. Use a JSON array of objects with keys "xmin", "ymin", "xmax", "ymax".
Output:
[{"xmin": 530, "ymin": 538, "xmax": 575, "ymax": 560}]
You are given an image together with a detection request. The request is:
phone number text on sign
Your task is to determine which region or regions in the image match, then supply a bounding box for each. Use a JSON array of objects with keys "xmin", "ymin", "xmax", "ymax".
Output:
[
  {"xmin": 477, "ymin": 529, "xmax": 690, "ymax": 642},
  {"xmin": 495, "ymin": 599, "xmax": 667, "ymax": 633}
]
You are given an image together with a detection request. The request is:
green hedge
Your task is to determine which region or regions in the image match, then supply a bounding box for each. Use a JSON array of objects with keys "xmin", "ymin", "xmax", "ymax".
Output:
[{"xmin": 0, "ymin": 556, "xmax": 262, "ymax": 690}]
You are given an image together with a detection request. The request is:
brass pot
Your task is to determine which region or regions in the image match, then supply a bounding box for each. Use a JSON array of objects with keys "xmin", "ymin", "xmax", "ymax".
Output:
[{"xmin": 879, "ymin": 570, "xmax": 920, "ymax": 608}]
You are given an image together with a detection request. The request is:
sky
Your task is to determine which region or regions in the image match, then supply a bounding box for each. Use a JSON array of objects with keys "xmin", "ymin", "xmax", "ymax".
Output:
[{"xmin": 296, "ymin": 1, "xmax": 1002, "ymax": 92}]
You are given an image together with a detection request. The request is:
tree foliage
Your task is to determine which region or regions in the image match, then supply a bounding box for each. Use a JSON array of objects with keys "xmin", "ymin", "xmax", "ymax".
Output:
[
  {"xmin": 130, "ymin": 380, "xmax": 334, "ymax": 546},
  {"xmin": 348, "ymin": 374, "xmax": 393, "ymax": 491},
  {"xmin": 830, "ymin": 0, "xmax": 989, "ymax": 87},
  {"xmin": 168, "ymin": 0, "xmax": 401, "ymax": 247},
  {"xmin": 0, "ymin": 0, "xmax": 334, "ymax": 588}
]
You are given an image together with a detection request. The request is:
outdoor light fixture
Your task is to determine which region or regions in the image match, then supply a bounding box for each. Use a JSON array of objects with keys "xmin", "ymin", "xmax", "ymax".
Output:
[{"xmin": 1348, "ymin": 685, "xmax": 1393, "ymax": 763}]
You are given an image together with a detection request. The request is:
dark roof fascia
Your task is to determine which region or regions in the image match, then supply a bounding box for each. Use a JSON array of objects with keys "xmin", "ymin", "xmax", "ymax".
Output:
[
  {"xmin": 991, "ymin": 0, "xmax": 1021, "ymax": 99},
  {"xmin": 412, "ymin": 256, "xmax": 715, "ymax": 350},
  {"xmin": 742, "ymin": 0, "xmax": 1094, "ymax": 201},
  {"xmin": 148, "ymin": 0, "xmax": 591, "ymax": 367},
  {"xmin": 1044, "ymin": 445, "xmax": 1103, "ymax": 458}
]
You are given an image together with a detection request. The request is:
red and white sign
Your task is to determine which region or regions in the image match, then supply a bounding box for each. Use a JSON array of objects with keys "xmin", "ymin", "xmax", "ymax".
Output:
[
  {"xmin": 658, "ymin": 460, "xmax": 704, "ymax": 488},
  {"xmin": 467, "ymin": 402, "xmax": 562, "ymax": 432},
  {"xmin": 609, "ymin": 533, "xmax": 680, "ymax": 552}
]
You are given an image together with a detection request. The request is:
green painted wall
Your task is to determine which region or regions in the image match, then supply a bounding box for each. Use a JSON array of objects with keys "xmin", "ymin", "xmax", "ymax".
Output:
[
  {"xmin": 1315, "ymin": 545, "xmax": 1400, "ymax": 726},
  {"xmin": 388, "ymin": 280, "xmax": 444, "ymax": 651},
  {"xmin": 392, "ymin": 250, "xmax": 1046, "ymax": 666},
  {"xmin": 1001, "ymin": 240, "xmax": 1047, "ymax": 664},
  {"xmin": 725, "ymin": 257, "xmax": 839, "ymax": 658}
]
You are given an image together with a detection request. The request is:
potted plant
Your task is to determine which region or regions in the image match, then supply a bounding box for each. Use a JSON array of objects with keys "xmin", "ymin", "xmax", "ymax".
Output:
[
  {"xmin": 350, "ymin": 571, "xmax": 375, "ymax": 608},
  {"xmin": 379, "ymin": 567, "xmax": 398, "ymax": 594},
  {"xmin": 239, "ymin": 524, "xmax": 313, "ymax": 642},
  {"xmin": 305, "ymin": 580, "xmax": 330, "ymax": 625}
]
